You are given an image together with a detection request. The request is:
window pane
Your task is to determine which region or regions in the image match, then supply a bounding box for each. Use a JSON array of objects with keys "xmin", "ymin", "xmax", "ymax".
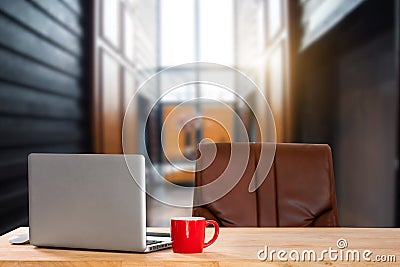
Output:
[
  {"xmin": 200, "ymin": 84, "xmax": 235, "ymax": 102},
  {"xmin": 161, "ymin": 0, "xmax": 195, "ymax": 66},
  {"xmin": 267, "ymin": 0, "xmax": 282, "ymax": 39},
  {"xmin": 199, "ymin": 0, "xmax": 234, "ymax": 65},
  {"xmin": 161, "ymin": 84, "xmax": 196, "ymax": 102},
  {"xmin": 123, "ymin": 8, "xmax": 134, "ymax": 62},
  {"xmin": 199, "ymin": 68, "xmax": 235, "ymax": 102},
  {"xmin": 101, "ymin": 0, "xmax": 120, "ymax": 48},
  {"xmin": 159, "ymin": 70, "xmax": 196, "ymax": 102}
]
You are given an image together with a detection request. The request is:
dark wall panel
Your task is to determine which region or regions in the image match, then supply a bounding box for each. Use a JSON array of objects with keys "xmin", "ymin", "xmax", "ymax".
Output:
[
  {"xmin": 0, "ymin": 0, "xmax": 81, "ymax": 56},
  {"xmin": 0, "ymin": 0, "xmax": 90, "ymax": 235},
  {"xmin": 295, "ymin": 0, "xmax": 397, "ymax": 226}
]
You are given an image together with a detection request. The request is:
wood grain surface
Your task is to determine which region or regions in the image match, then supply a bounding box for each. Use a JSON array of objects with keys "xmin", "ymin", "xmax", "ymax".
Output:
[{"xmin": 1, "ymin": 227, "xmax": 399, "ymax": 266}]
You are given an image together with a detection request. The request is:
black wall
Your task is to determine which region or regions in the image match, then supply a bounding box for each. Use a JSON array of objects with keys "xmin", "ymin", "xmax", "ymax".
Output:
[
  {"xmin": 0, "ymin": 0, "xmax": 91, "ymax": 235},
  {"xmin": 294, "ymin": 0, "xmax": 398, "ymax": 226}
]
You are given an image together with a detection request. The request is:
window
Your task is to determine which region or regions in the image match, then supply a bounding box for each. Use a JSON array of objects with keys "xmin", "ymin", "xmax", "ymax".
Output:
[
  {"xmin": 160, "ymin": 0, "xmax": 195, "ymax": 66},
  {"xmin": 160, "ymin": 0, "xmax": 234, "ymax": 103}
]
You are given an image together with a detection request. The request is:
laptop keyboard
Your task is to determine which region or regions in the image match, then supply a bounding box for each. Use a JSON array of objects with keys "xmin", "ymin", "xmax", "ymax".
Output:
[{"xmin": 146, "ymin": 240, "xmax": 163, "ymax": 246}]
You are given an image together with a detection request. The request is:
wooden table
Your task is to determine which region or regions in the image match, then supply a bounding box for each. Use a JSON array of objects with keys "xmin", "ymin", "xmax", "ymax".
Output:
[{"xmin": 1, "ymin": 227, "xmax": 399, "ymax": 266}]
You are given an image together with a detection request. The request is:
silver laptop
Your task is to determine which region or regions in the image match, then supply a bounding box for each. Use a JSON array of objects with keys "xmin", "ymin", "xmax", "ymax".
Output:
[{"xmin": 28, "ymin": 154, "xmax": 171, "ymax": 252}]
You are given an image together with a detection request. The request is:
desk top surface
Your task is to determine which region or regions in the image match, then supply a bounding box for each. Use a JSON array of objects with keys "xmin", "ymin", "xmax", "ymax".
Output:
[{"xmin": 1, "ymin": 227, "xmax": 399, "ymax": 266}]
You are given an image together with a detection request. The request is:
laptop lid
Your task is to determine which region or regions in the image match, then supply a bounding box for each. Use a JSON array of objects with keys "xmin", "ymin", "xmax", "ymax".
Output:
[{"xmin": 28, "ymin": 154, "xmax": 148, "ymax": 252}]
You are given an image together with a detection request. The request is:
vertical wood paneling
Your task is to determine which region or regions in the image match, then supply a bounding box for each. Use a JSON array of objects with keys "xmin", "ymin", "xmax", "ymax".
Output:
[
  {"xmin": 0, "ymin": 0, "xmax": 90, "ymax": 235},
  {"xmin": 261, "ymin": 0, "xmax": 292, "ymax": 142},
  {"xmin": 123, "ymin": 69, "xmax": 138, "ymax": 153},
  {"xmin": 100, "ymin": 51, "xmax": 122, "ymax": 153},
  {"xmin": 93, "ymin": 0, "xmax": 141, "ymax": 154}
]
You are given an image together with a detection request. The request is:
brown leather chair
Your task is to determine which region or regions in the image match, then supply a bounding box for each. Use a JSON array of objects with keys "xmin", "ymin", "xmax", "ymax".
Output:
[{"xmin": 192, "ymin": 143, "xmax": 339, "ymax": 227}]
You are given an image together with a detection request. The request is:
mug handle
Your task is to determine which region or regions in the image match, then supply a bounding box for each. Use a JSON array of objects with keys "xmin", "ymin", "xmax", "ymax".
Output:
[{"xmin": 204, "ymin": 220, "xmax": 219, "ymax": 248}]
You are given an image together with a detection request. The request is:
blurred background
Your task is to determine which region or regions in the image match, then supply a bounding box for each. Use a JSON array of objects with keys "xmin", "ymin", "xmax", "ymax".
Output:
[{"xmin": 0, "ymin": 0, "xmax": 399, "ymax": 234}]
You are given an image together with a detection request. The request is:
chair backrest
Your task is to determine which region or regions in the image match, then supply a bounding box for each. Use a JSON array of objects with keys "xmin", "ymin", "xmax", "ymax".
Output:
[{"xmin": 192, "ymin": 143, "xmax": 339, "ymax": 227}]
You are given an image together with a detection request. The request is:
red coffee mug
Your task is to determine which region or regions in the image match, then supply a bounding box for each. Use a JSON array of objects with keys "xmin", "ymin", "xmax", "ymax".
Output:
[{"xmin": 170, "ymin": 217, "xmax": 219, "ymax": 253}]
